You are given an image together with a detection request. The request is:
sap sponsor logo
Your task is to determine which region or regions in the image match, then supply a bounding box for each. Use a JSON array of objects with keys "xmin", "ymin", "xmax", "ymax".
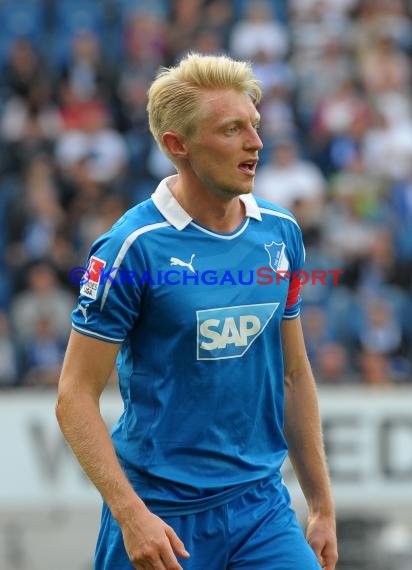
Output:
[{"xmin": 196, "ymin": 303, "xmax": 279, "ymax": 360}]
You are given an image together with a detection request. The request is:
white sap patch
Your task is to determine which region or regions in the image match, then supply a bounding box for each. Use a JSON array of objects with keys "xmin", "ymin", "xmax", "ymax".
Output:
[{"xmin": 196, "ymin": 303, "xmax": 279, "ymax": 360}]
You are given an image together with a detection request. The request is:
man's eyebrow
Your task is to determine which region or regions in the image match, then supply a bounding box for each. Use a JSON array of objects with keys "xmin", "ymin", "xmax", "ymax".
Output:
[{"xmin": 220, "ymin": 113, "xmax": 261, "ymax": 126}]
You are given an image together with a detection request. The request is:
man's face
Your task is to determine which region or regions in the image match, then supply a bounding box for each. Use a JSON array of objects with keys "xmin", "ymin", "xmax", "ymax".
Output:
[{"xmin": 184, "ymin": 89, "xmax": 263, "ymax": 198}]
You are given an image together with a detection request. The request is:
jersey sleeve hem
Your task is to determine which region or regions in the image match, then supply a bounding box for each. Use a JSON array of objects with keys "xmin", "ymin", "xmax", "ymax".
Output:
[
  {"xmin": 72, "ymin": 324, "xmax": 124, "ymax": 344},
  {"xmin": 282, "ymin": 310, "xmax": 300, "ymax": 320}
]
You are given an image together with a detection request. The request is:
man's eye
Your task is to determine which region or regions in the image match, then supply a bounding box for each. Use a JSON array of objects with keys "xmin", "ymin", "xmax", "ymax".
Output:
[{"xmin": 226, "ymin": 126, "xmax": 238, "ymax": 134}]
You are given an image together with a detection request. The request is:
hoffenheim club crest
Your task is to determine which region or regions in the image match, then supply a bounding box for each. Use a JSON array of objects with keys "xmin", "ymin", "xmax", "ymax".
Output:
[{"xmin": 264, "ymin": 242, "xmax": 289, "ymax": 272}]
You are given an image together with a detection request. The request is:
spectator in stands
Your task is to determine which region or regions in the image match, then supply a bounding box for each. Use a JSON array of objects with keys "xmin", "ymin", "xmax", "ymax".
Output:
[
  {"xmin": 254, "ymin": 138, "xmax": 326, "ymax": 237},
  {"xmin": 291, "ymin": 38, "xmax": 353, "ymax": 127},
  {"xmin": 340, "ymin": 227, "xmax": 412, "ymax": 293},
  {"xmin": 73, "ymin": 193, "xmax": 131, "ymax": 260},
  {"xmin": 1, "ymin": 79, "xmax": 62, "ymax": 169},
  {"xmin": 311, "ymin": 79, "xmax": 369, "ymax": 147},
  {"xmin": 202, "ymin": 0, "xmax": 233, "ymax": 47},
  {"xmin": 359, "ymin": 352, "xmax": 394, "ymax": 387},
  {"xmin": 389, "ymin": 166, "xmax": 412, "ymax": 261},
  {"xmin": 1, "ymin": 38, "xmax": 43, "ymax": 100},
  {"xmin": 314, "ymin": 342, "xmax": 353, "ymax": 385},
  {"xmin": 10, "ymin": 260, "xmax": 74, "ymax": 349},
  {"xmin": 289, "ymin": 0, "xmax": 351, "ymax": 57},
  {"xmin": 355, "ymin": 297, "xmax": 410, "ymax": 383},
  {"xmin": 166, "ymin": 0, "xmax": 205, "ymax": 62},
  {"xmin": 257, "ymin": 81, "xmax": 297, "ymax": 151},
  {"xmin": 58, "ymin": 30, "xmax": 112, "ymax": 104},
  {"xmin": 188, "ymin": 27, "xmax": 226, "ymax": 57},
  {"xmin": 320, "ymin": 193, "xmax": 378, "ymax": 263},
  {"xmin": 251, "ymin": 49, "xmax": 296, "ymax": 152},
  {"xmin": 358, "ymin": 34, "xmax": 410, "ymax": 98},
  {"xmin": 362, "ymin": 106, "xmax": 412, "ymax": 183},
  {"xmin": 23, "ymin": 316, "xmax": 66, "ymax": 388},
  {"xmin": 252, "ymin": 48, "xmax": 295, "ymax": 96},
  {"xmin": 301, "ymin": 305, "xmax": 335, "ymax": 364},
  {"xmin": 57, "ymin": 80, "xmax": 105, "ymax": 132},
  {"xmin": 0, "ymin": 311, "xmax": 19, "ymax": 387},
  {"xmin": 115, "ymin": 73, "xmax": 151, "ymax": 135},
  {"xmin": 55, "ymin": 101, "xmax": 128, "ymax": 186},
  {"xmin": 229, "ymin": 0, "xmax": 289, "ymax": 61},
  {"xmin": 122, "ymin": 10, "xmax": 167, "ymax": 74},
  {"xmin": 329, "ymin": 152, "xmax": 387, "ymax": 223},
  {"xmin": 55, "ymin": 155, "xmax": 117, "ymax": 260},
  {"xmin": 5, "ymin": 155, "xmax": 65, "ymax": 277}
]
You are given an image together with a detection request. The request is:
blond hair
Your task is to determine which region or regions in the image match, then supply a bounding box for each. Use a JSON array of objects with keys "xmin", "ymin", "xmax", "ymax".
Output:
[{"xmin": 147, "ymin": 52, "xmax": 262, "ymax": 156}]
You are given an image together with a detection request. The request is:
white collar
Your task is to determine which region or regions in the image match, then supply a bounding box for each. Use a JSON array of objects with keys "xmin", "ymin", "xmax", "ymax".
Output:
[{"xmin": 151, "ymin": 175, "xmax": 262, "ymax": 230}]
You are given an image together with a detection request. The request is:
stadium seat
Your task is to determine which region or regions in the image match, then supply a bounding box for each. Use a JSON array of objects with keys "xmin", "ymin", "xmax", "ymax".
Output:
[
  {"xmin": 114, "ymin": 0, "xmax": 169, "ymax": 21},
  {"xmin": 325, "ymin": 287, "xmax": 360, "ymax": 343},
  {"xmin": 232, "ymin": 0, "xmax": 288, "ymax": 23},
  {"xmin": 0, "ymin": 0, "xmax": 46, "ymax": 68},
  {"xmin": 51, "ymin": 0, "xmax": 106, "ymax": 68}
]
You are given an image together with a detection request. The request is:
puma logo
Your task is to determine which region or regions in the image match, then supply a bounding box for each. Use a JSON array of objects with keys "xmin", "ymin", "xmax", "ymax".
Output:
[
  {"xmin": 78, "ymin": 303, "xmax": 89, "ymax": 322},
  {"xmin": 170, "ymin": 253, "xmax": 196, "ymax": 273}
]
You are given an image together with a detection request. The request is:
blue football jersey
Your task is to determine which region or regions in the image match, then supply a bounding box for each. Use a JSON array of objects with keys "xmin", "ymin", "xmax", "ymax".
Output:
[{"xmin": 72, "ymin": 176, "xmax": 305, "ymax": 515}]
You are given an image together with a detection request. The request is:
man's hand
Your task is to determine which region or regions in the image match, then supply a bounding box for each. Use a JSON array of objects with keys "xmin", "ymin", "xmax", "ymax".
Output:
[
  {"xmin": 120, "ymin": 504, "xmax": 190, "ymax": 569},
  {"xmin": 306, "ymin": 513, "xmax": 338, "ymax": 570}
]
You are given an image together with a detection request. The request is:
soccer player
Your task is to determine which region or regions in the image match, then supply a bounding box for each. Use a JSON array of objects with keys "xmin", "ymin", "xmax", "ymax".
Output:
[{"xmin": 56, "ymin": 53, "xmax": 338, "ymax": 570}]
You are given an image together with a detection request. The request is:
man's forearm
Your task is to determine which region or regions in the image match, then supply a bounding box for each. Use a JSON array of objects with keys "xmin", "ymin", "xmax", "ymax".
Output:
[
  {"xmin": 56, "ymin": 391, "xmax": 145, "ymax": 523},
  {"xmin": 284, "ymin": 368, "xmax": 335, "ymax": 516}
]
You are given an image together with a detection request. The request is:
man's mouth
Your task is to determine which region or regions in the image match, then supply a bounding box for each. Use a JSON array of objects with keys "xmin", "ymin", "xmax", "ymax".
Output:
[{"xmin": 238, "ymin": 160, "xmax": 258, "ymax": 176}]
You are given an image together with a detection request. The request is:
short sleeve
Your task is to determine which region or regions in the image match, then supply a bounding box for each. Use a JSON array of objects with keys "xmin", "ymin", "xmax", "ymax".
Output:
[
  {"xmin": 72, "ymin": 229, "xmax": 145, "ymax": 343},
  {"xmin": 282, "ymin": 224, "xmax": 305, "ymax": 320}
]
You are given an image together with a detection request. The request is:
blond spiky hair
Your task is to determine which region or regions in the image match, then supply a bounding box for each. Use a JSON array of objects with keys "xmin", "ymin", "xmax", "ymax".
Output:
[{"xmin": 147, "ymin": 52, "xmax": 262, "ymax": 156}]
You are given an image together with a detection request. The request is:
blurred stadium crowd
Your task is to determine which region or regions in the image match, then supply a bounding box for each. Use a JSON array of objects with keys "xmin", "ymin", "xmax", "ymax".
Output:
[{"xmin": 0, "ymin": 0, "xmax": 411, "ymax": 388}]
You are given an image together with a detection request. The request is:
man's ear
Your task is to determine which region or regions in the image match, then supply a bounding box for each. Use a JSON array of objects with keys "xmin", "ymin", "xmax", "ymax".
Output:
[{"xmin": 162, "ymin": 131, "xmax": 188, "ymax": 159}]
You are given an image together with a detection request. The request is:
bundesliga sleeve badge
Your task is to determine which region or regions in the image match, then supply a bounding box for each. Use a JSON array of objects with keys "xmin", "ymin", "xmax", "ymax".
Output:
[{"xmin": 80, "ymin": 256, "xmax": 106, "ymax": 300}]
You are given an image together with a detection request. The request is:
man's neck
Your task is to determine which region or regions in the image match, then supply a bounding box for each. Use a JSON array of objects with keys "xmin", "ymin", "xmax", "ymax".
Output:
[{"xmin": 169, "ymin": 175, "xmax": 246, "ymax": 233}]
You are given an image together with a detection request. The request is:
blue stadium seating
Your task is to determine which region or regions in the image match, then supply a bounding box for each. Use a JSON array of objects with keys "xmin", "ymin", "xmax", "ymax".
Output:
[
  {"xmin": 232, "ymin": 0, "xmax": 288, "ymax": 23},
  {"xmin": 0, "ymin": 0, "xmax": 46, "ymax": 68},
  {"xmin": 114, "ymin": 0, "xmax": 168, "ymax": 21},
  {"xmin": 51, "ymin": 0, "xmax": 105, "ymax": 68}
]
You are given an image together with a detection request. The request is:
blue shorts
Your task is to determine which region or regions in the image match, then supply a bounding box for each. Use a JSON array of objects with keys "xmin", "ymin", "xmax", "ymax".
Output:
[{"xmin": 95, "ymin": 476, "xmax": 321, "ymax": 569}]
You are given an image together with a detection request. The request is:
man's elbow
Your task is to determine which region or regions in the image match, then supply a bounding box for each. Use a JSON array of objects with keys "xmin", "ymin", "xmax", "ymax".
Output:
[
  {"xmin": 284, "ymin": 372, "xmax": 294, "ymax": 389},
  {"xmin": 284, "ymin": 366, "xmax": 304, "ymax": 387},
  {"xmin": 55, "ymin": 389, "xmax": 69, "ymax": 431},
  {"xmin": 55, "ymin": 380, "xmax": 78, "ymax": 432}
]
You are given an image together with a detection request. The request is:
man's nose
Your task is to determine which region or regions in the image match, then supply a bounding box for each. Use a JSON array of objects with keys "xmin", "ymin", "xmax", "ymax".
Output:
[{"xmin": 245, "ymin": 127, "xmax": 263, "ymax": 150}]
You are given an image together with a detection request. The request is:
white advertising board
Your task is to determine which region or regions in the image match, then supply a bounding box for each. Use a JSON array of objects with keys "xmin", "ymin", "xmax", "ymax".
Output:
[{"xmin": 0, "ymin": 387, "xmax": 411, "ymax": 516}]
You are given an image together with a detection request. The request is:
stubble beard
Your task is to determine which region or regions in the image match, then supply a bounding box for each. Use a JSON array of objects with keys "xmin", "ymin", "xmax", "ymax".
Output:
[{"xmin": 203, "ymin": 174, "xmax": 254, "ymax": 200}]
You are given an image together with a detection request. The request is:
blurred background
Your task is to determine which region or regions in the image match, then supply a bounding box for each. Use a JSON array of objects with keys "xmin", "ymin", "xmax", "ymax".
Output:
[{"xmin": 0, "ymin": 0, "xmax": 411, "ymax": 568}]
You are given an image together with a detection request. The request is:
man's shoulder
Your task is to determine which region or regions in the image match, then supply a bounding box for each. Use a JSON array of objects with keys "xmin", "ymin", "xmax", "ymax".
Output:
[
  {"xmin": 253, "ymin": 195, "xmax": 300, "ymax": 228},
  {"xmin": 108, "ymin": 196, "xmax": 169, "ymax": 239},
  {"xmin": 90, "ymin": 196, "xmax": 171, "ymax": 257}
]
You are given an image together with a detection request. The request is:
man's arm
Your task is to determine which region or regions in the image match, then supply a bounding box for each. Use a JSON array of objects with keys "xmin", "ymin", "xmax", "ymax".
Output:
[
  {"xmin": 56, "ymin": 330, "xmax": 189, "ymax": 570},
  {"xmin": 281, "ymin": 317, "xmax": 338, "ymax": 570}
]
